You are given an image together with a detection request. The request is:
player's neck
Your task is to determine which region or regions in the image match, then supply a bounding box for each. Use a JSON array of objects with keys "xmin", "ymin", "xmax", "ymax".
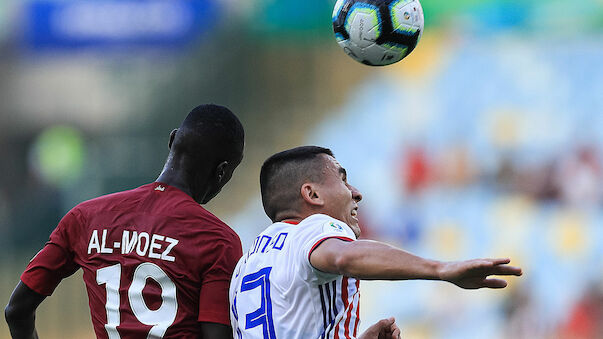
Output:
[
  {"xmin": 156, "ymin": 170, "xmax": 201, "ymax": 202},
  {"xmin": 274, "ymin": 211, "xmax": 305, "ymax": 224},
  {"xmin": 156, "ymin": 157, "xmax": 215, "ymax": 204}
]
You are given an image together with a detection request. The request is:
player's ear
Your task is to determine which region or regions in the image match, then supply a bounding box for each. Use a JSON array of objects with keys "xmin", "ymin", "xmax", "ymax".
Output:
[
  {"xmin": 301, "ymin": 183, "xmax": 324, "ymax": 206},
  {"xmin": 168, "ymin": 129, "xmax": 178, "ymax": 149},
  {"xmin": 215, "ymin": 161, "xmax": 228, "ymax": 184}
]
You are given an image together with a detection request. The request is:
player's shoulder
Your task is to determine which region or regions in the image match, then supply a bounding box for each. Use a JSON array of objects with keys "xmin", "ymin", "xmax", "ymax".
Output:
[
  {"xmin": 174, "ymin": 205, "xmax": 240, "ymax": 251},
  {"xmin": 299, "ymin": 214, "xmax": 347, "ymax": 228},
  {"xmin": 298, "ymin": 214, "xmax": 353, "ymax": 237},
  {"xmin": 54, "ymin": 186, "xmax": 150, "ymax": 232},
  {"xmin": 75, "ymin": 183, "xmax": 153, "ymax": 211},
  {"xmin": 191, "ymin": 204, "xmax": 235, "ymax": 230}
]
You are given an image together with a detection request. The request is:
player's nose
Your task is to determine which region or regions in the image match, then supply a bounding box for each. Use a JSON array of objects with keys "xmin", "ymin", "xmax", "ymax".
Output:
[{"xmin": 350, "ymin": 185, "xmax": 362, "ymax": 202}]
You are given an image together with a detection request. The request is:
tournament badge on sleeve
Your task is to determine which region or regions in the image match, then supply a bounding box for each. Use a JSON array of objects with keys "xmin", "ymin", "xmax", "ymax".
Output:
[{"xmin": 323, "ymin": 220, "xmax": 346, "ymax": 233}]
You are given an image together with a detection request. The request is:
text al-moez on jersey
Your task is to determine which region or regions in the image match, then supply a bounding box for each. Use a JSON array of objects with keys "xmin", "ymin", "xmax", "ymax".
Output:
[{"xmin": 88, "ymin": 229, "xmax": 179, "ymax": 262}]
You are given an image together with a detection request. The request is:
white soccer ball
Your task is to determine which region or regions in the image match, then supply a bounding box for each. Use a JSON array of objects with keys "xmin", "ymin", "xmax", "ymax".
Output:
[{"xmin": 332, "ymin": 0, "xmax": 424, "ymax": 66}]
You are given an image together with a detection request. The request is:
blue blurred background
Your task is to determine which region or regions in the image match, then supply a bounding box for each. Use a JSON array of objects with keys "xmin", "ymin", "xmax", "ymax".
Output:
[{"xmin": 1, "ymin": 0, "xmax": 602, "ymax": 338}]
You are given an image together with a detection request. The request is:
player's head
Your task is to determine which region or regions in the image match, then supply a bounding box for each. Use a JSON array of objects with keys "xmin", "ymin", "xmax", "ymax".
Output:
[
  {"xmin": 167, "ymin": 104, "xmax": 244, "ymax": 204},
  {"xmin": 260, "ymin": 146, "xmax": 363, "ymax": 236}
]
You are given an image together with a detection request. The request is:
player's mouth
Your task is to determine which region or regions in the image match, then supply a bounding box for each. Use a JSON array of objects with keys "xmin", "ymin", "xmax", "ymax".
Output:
[{"xmin": 351, "ymin": 207, "xmax": 358, "ymax": 219}]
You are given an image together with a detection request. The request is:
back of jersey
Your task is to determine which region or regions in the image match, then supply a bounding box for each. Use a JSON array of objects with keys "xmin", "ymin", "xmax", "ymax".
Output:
[
  {"xmin": 229, "ymin": 214, "xmax": 360, "ymax": 339},
  {"xmin": 21, "ymin": 182, "xmax": 242, "ymax": 339}
]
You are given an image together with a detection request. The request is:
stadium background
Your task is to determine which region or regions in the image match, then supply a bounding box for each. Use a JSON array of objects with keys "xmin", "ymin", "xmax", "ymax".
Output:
[{"xmin": 1, "ymin": 0, "xmax": 602, "ymax": 338}]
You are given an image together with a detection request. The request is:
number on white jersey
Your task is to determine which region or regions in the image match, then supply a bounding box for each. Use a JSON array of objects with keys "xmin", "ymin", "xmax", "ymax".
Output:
[{"xmin": 234, "ymin": 267, "xmax": 276, "ymax": 339}]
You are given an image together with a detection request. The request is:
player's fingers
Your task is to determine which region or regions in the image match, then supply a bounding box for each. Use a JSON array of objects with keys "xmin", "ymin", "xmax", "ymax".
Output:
[
  {"xmin": 391, "ymin": 321, "xmax": 401, "ymax": 336},
  {"xmin": 392, "ymin": 327, "xmax": 401, "ymax": 339},
  {"xmin": 362, "ymin": 318, "xmax": 395, "ymax": 338},
  {"xmin": 384, "ymin": 317, "xmax": 395, "ymax": 325},
  {"xmin": 472, "ymin": 259, "xmax": 521, "ymax": 275},
  {"xmin": 488, "ymin": 264, "xmax": 522, "ymax": 276},
  {"xmin": 383, "ymin": 317, "xmax": 395, "ymax": 330},
  {"xmin": 480, "ymin": 278, "xmax": 508, "ymax": 289},
  {"xmin": 489, "ymin": 258, "xmax": 511, "ymax": 265},
  {"xmin": 373, "ymin": 317, "xmax": 395, "ymax": 330},
  {"xmin": 470, "ymin": 258, "xmax": 506, "ymax": 270}
]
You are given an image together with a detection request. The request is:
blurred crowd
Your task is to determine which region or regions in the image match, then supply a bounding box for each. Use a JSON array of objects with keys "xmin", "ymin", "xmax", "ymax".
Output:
[
  {"xmin": 394, "ymin": 142, "xmax": 603, "ymax": 338},
  {"xmin": 399, "ymin": 143, "xmax": 602, "ymax": 208}
]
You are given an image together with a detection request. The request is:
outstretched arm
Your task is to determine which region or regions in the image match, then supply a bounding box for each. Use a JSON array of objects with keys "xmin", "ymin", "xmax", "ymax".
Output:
[
  {"xmin": 310, "ymin": 239, "xmax": 522, "ymax": 288},
  {"xmin": 5, "ymin": 281, "xmax": 46, "ymax": 339}
]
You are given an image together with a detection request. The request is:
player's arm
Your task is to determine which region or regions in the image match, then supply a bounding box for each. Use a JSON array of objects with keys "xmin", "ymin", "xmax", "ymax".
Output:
[
  {"xmin": 197, "ymin": 233, "xmax": 242, "ymax": 339},
  {"xmin": 199, "ymin": 322, "xmax": 233, "ymax": 339},
  {"xmin": 310, "ymin": 239, "xmax": 522, "ymax": 288},
  {"xmin": 5, "ymin": 281, "xmax": 46, "ymax": 339},
  {"xmin": 7, "ymin": 209, "xmax": 80, "ymax": 339}
]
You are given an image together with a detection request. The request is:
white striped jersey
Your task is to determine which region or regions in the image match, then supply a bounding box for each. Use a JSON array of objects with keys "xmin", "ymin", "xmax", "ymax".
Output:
[{"xmin": 229, "ymin": 214, "xmax": 361, "ymax": 339}]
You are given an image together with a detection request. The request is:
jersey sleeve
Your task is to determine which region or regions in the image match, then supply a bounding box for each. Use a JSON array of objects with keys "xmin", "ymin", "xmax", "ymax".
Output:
[
  {"xmin": 298, "ymin": 215, "xmax": 357, "ymax": 285},
  {"xmin": 20, "ymin": 209, "xmax": 81, "ymax": 296},
  {"xmin": 198, "ymin": 233, "xmax": 243, "ymax": 325}
]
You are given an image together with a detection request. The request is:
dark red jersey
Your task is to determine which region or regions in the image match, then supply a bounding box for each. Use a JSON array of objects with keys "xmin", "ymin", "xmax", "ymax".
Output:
[{"xmin": 21, "ymin": 182, "xmax": 243, "ymax": 339}]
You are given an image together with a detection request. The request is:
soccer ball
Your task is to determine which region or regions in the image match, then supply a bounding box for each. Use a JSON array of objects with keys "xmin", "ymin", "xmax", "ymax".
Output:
[{"xmin": 332, "ymin": 0, "xmax": 424, "ymax": 66}]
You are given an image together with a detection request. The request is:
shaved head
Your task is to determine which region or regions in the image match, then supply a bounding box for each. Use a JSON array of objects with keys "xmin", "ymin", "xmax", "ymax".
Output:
[
  {"xmin": 171, "ymin": 104, "xmax": 244, "ymax": 163},
  {"xmin": 260, "ymin": 146, "xmax": 334, "ymax": 221},
  {"xmin": 160, "ymin": 104, "xmax": 245, "ymax": 204}
]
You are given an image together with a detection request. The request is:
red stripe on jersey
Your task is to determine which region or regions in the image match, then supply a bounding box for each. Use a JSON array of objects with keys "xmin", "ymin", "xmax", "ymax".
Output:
[
  {"xmin": 308, "ymin": 236, "xmax": 354, "ymax": 262},
  {"xmin": 353, "ymin": 279, "xmax": 361, "ymax": 337},
  {"xmin": 336, "ymin": 277, "xmax": 349, "ymax": 339},
  {"xmin": 343, "ymin": 278, "xmax": 354, "ymax": 339}
]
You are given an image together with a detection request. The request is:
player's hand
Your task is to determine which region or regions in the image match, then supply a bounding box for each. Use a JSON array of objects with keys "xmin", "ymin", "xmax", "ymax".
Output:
[
  {"xmin": 439, "ymin": 258, "xmax": 522, "ymax": 289},
  {"xmin": 358, "ymin": 317, "xmax": 401, "ymax": 339}
]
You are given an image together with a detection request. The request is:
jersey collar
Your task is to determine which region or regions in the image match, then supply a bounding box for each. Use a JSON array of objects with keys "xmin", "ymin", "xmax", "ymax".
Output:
[{"xmin": 281, "ymin": 220, "xmax": 300, "ymax": 225}]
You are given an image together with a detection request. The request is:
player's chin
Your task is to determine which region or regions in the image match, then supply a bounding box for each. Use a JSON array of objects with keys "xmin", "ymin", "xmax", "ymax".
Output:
[{"xmin": 348, "ymin": 219, "xmax": 361, "ymax": 237}]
